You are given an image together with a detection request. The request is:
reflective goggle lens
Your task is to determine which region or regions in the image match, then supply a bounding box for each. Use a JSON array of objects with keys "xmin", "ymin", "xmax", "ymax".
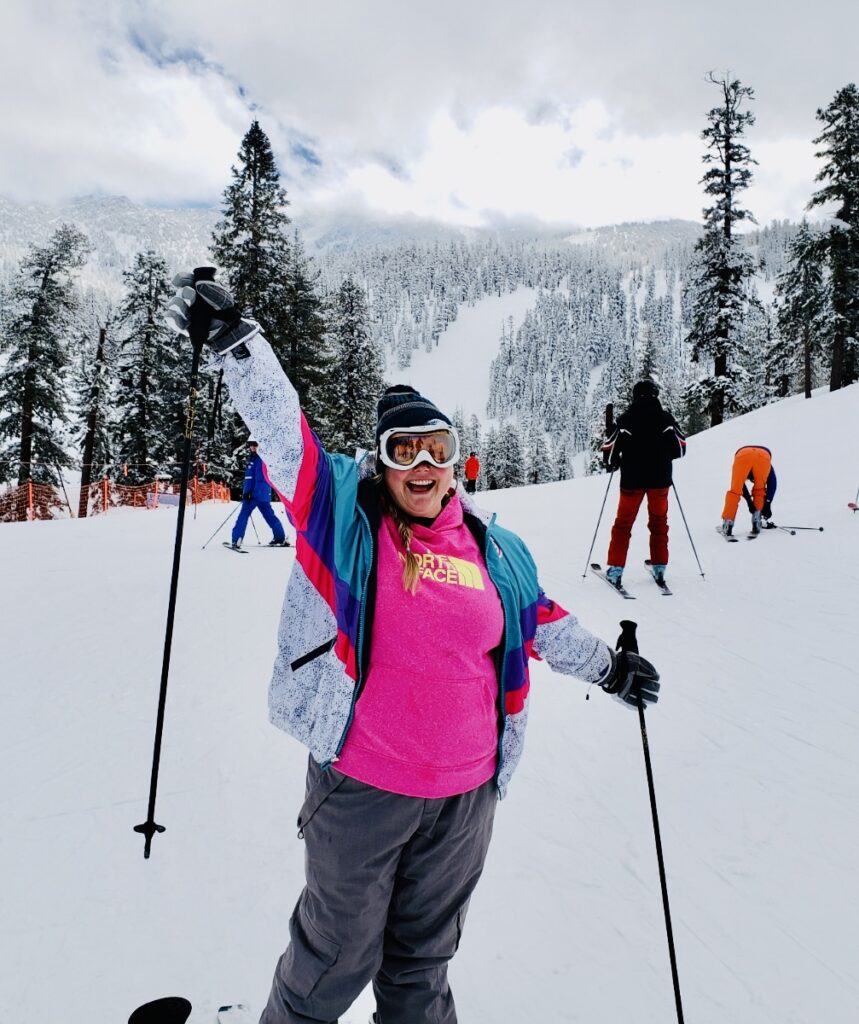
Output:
[{"xmin": 384, "ymin": 430, "xmax": 457, "ymax": 468}]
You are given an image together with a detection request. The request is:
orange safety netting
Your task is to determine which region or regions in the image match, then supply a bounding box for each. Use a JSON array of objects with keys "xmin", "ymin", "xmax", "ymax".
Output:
[
  {"xmin": 87, "ymin": 476, "xmax": 231, "ymax": 515},
  {"xmin": 0, "ymin": 482, "xmax": 65, "ymax": 522},
  {"xmin": 1, "ymin": 477, "xmax": 231, "ymax": 523}
]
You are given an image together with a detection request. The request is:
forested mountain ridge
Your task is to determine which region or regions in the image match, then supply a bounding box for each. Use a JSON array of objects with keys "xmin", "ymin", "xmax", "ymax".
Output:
[{"xmin": 0, "ymin": 193, "xmax": 808, "ymax": 488}]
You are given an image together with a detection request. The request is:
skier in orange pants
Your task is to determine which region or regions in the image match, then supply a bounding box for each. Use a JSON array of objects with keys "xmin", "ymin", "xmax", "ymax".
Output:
[{"xmin": 720, "ymin": 445, "xmax": 777, "ymax": 537}]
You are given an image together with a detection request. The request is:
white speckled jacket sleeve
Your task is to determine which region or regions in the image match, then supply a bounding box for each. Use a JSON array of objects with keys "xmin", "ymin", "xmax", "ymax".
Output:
[
  {"xmin": 217, "ymin": 333, "xmax": 308, "ymax": 510},
  {"xmin": 532, "ymin": 610, "xmax": 614, "ymax": 685}
]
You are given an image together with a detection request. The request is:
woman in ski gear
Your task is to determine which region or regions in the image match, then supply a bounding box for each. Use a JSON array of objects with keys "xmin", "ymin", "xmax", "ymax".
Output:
[
  {"xmin": 167, "ymin": 275, "xmax": 662, "ymax": 1024},
  {"xmin": 601, "ymin": 380, "xmax": 686, "ymax": 586},
  {"xmin": 230, "ymin": 440, "xmax": 289, "ymax": 548},
  {"xmin": 721, "ymin": 446, "xmax": 777, "ymax": 536}
]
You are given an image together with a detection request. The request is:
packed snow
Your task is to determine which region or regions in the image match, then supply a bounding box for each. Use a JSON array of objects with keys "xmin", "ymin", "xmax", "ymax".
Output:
[{"xmin": 2, "ymin": 383, "xmax": 858, "ymax": 1024}]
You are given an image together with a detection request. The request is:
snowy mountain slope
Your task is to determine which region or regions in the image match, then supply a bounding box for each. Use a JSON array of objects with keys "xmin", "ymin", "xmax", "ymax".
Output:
[
  {"xmin": 399, "ymin": 287, "xmax": 540, "ymax": 422},
  {"xmin": 1, "ymin": 384, "xmax": 857, "ymax": 1024}
]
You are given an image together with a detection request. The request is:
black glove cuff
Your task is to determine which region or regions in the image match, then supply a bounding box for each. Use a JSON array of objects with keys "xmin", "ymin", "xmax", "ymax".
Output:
[{"xmin": 600, "ymin": 649, "xmax": 622, "ymax": 693}]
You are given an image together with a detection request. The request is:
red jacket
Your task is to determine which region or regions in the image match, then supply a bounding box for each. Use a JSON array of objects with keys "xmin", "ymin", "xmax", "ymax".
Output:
[{"xmin": 464, "ymin": 455, "xmax": 480, "ymax": 481}]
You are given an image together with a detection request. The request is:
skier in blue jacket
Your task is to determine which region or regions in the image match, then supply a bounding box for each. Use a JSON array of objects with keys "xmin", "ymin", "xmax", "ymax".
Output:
[{"xmin": 231, "ymin": 440, "xmax": 289, "ymax": 548}]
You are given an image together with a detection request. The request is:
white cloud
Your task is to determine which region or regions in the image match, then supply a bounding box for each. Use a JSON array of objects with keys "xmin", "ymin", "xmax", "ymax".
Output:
[{"xmin": 0, "ymin": 0, "xmax": 855, "ymax": 226}]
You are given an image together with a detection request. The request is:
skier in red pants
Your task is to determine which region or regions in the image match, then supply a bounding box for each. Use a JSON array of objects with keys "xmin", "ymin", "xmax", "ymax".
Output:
[{"xmin": 601, "ymin": 380, "xmax": 686, "ymax": 588}]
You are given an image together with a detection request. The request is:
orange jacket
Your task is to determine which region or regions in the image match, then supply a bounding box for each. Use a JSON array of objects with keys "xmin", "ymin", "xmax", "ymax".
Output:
[{"xmin": 464, "ymin": 455, "xmax": 480, "ymax": 481}]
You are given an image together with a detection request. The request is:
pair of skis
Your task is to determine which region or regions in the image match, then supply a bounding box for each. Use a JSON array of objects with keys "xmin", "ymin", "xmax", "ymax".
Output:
[
  {"xmin": 715, "ymin": 526, "xmax": 760, "ymax": 543},
  {"xmin": 129, "ymin": 998, "xmax": 250, "ymax": 1023},
  {"xmin": 590, "ymin": 562, "xmax": 672, "ymax": 598},
  {"xmin": 222, "ymin": 541, "xmax": 291, "ymax": 554}
]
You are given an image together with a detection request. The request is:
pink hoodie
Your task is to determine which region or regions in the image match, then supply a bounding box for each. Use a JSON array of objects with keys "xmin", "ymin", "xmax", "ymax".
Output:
[{"xmin": 335, "ymin": 493, "xmax": 504, "ymax": 798}]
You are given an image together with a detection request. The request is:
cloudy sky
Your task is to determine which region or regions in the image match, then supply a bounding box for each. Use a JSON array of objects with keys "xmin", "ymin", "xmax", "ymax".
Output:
[{"xmin": 2, "ymin": 0, "xmax": 856, "ymax": 229}]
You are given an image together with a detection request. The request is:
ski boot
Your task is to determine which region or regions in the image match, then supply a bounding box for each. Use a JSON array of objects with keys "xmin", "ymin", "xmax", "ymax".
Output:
[
  {"xmin": 720, "ymin": 519, "xmax": 734, "ymax": 537},
  {"xmin": 268, "ymin": 537, "xmax": 290, "ymax": 546},
  {"xmin": 649, "ymin": 563, "xmax": 667, "ymax": 585},
  {"xmin": 606, "ymin": 565, "xmax": 624, "ymax": 588},
  {"xmin": 751, "ymin": 510, "xmax": 762, "ymax": 535}
]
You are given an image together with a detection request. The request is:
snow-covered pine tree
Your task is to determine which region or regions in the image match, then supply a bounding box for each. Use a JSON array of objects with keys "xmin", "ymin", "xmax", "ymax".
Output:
[
  {"xmin": 807, "ymin": 83, "xmax": 859, "ymax": 390},
  {"xmin": 773, "ymin": 221, "xmax": 828, "ymax": 398},
  {"xmin": 736, "ymin": 295, "xmax": 772, "ymax": 412},
  {"xmin": 0, "ymin": 224, "xmax": 91, "ymax": 486},
  {"xmin": 686, "ymin": 73, "xmax": 759, "ymax": 426},
  {"xmin": 71, "ymin": 290, "xmax": 115, "ymax": 510},
  {"xmin": 524, "ymin": 418, "xmax": 552, "ymax": 484},
  {"xmin": 549, "ymin": 434, "xmax": 573, "ymax": 482},
  {"xmin": 111, "ymin": 251, "xmax": 185, "ymax": 484},
  {"xmin": 211, "ymin": 120, "xmax": 331, "ymax": 480},
  {"xmin": 493, "ymin": 422, "xmax": 525, "ymax": 488},
  {"xmin": 283, "ymin": 232, "xmax": 335, "ymax": 432},
  {"xmin": 211, "ymin": 120, "xmax": 292, "ymax": 339},
  {"xmin": 482, "ymin": 425, "xmax": 502, "ymax": 490},
  {"xmin": 326, "ymin": 278, "xmax": 385, "ymax": 454}
]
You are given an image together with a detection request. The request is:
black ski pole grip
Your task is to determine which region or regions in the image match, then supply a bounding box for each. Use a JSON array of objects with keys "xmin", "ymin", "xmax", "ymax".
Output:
[
  {"xmin": 617, "ymin": 619, "xmax": 638, "ymax": 654},
  {"xmin": 187, "ymin": 266, "xmax": 217, "ymax": 350}
]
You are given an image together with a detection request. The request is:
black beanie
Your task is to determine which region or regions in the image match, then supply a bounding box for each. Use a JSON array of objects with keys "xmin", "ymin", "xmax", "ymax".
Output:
[
  {"xmin": 375, "ymin": 385, "xmax": 452, "ymax": 445},
  {"xmin": 632, "ymin": 379, "xmax": 660, "ymax": 400}
]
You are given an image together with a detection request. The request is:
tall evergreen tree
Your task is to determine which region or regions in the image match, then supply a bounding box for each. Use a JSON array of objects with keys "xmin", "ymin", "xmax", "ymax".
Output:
[
  {"xmin": 111, "ymin": 251, "xmax": 184, "ymax": 484},
  {"xmin": 807, "ymin": 83, "xmax": 859, "ymax": 390},
  {"xmin": 71, "ymin": 290, "xmax": 116, "ymax": 505},
  {"xmin": 326, "ymin": 278, "xmax": 385, "ymax": 453},
  {"xmin": 211, "ymin": 120, "xmax": 292, "ymax": 331},
  {"xmin": 0, "ymin": 224, "xmax": 90, "ymax": 486},
  {"xmin": 774, "ymin": 222, "xmax": 828, "ymax": 398},
  {"xmin": 211, "ymin": 121, "xmax": 331, "ymax": 451},
  {"xmin": 284, "ymin": 232, "xmax": 335, "ymax": 430},
  {"xmin": 686, "ymin": 74, "xmax": 758, "ymax": 426}
]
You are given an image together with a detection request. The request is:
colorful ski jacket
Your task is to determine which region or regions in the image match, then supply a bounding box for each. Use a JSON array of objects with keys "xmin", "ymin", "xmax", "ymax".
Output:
[{"xmin": 221, "ymin": 334, "xmax": 613, "ymax": 797}]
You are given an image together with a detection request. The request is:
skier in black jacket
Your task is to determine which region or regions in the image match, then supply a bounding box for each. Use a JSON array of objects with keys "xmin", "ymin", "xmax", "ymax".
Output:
[{"xmin": 600, "ymin": 380, "xmax": 686, "ymax": 587}]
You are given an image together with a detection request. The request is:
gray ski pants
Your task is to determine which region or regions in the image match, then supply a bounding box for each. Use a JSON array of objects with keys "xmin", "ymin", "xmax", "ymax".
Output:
[{"xmin": 259, "ymin": 757, "xmax": 497, "ymax": 1024}]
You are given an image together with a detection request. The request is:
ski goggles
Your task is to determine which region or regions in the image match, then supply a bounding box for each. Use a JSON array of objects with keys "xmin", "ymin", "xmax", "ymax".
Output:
[{"xmin": 378, "ymin": 424, "xmax": 460, "ymax": 470}]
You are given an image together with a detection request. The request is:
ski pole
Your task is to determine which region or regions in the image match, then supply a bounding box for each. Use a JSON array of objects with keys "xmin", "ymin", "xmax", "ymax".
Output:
[
  {"xmin": 777, "ymin": 525, "xmax": 824, "ymax": 532},
  {"xmin": 670, "ymin": 483, "xmax": 705, "ymax": 579},
  {"xmin": 617, "ymin": 620, "xmax": 685, "ymax": 1024},
  {"xmin": 249, "ymin": 513, "xmax": 261, "ymax": 544},
  {"xmin": 776, "ymin": 526, "xmax": 796, "ymax": 536},
  {"xmin": 201, "ymin": 503, "xmax": 240, "ymax": 549},
  {"xmin": 581, "ymin": 470, "xmax": 614, "ymax": 577},
  {"xmin": 134, "ymin": 266, "xmax": 215, "ymax": 859}
]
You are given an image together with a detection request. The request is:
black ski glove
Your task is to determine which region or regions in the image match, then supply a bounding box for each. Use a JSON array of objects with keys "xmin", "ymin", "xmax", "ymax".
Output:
[
  {"xmin": 742, "ymin": 485, "xmax": 756, "ymax": 514},
  {"xmin": 600, "ymin": 650, "xmax": 660, "ymax": 709},
  {"xmin": 762, "ymin": 499, "xmax": 772, "ymax": 520},
  {"xmin": 165, "ymin": 273, "xmax": 259, "ymax": 357},
  {"xmin": 242, "ymin": 492, "xmax": 252, "ymax": 503}
]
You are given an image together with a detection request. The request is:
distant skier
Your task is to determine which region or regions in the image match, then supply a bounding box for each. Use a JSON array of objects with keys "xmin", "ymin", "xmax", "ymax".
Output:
[
  {"xmin": 463, "ymin": 451, "xmax": 480, "ymax": 493},
  {"xmin": 720, "ymin": 446, "xmax": 777, "ymax": 537},
  {"xmin": 230, "ymin": 440, "xmax": 289, "ymax": 549},
  {"xmin": 601, "ymin": 380, "xmax": 687, "ymax": 587}
]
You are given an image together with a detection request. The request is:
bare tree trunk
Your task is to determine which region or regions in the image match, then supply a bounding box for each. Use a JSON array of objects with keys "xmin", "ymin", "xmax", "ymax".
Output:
[
  {"xmin": 830, "ymin": 330, "xmax": 844, "ymax": 391},
  {"xmin": 803, "ymin": 325, "xmax": 812, "ymax": 399},
  {"xmin": 78, "ymin": 326, "xmax": 107, "ymax": 517}
]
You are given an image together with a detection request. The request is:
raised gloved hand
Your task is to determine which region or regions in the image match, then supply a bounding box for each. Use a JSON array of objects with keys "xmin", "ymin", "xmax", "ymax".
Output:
[
  {"xmin": 165, "ymin": 272, "xmax": 259, "ymax": 357},
  {"xmin": 600, "ymin": 650, "xmax": 660, "ymax": 709}
]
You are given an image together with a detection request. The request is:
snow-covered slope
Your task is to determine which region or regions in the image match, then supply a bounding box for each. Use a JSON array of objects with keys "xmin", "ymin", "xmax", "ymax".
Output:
[{"xmin": 1, "ymin": 384, "xmax": 858, "ymax": 1024}]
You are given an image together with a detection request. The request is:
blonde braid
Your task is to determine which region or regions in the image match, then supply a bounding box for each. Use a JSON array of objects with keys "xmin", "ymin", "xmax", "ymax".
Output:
[{"xmin": 377, "ymin": 475, "xmax": 422, "ymax": 594}]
